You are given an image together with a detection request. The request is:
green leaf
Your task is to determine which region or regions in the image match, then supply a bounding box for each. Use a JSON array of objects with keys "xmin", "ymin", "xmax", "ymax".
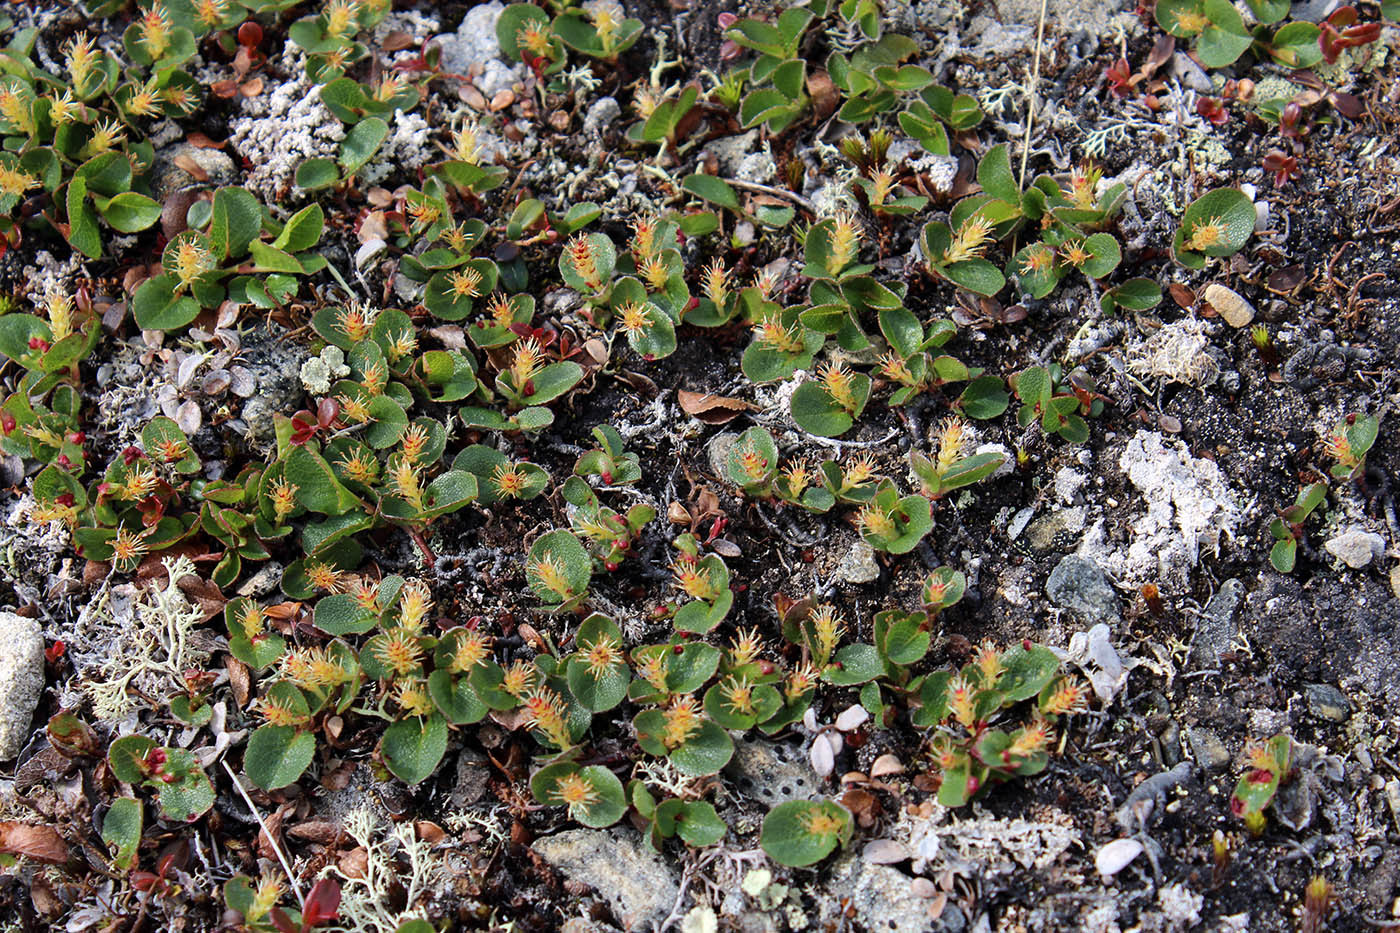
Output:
[
  {"xmin": 98, "ymin": 191, "xmax": 162, "ymax": 232},
  {"xmin": 65, "ymin": 175, "xmax": 101, "ymax": 259},
  {"xmin": 295, "ymin": 157, "xmax": 339, "ymax": 190},
  {"xmin": 531, "ymin": 762, "xmax": 627, "ymax": 828},
  {"xmin": 101, "ymin": 797, "xmax": 143, "ymax": 870},
  {"xmin": 380, "ymin": 715, "xmax": 448, "ymax": 785},
  {"xmin": 132, "ymin": 274, "xmax": 200, "ymax": 332},
  {"xmin": 339, "ymin": 117, "xmax": 389, "ymax": 174},
  {"xmin": 285, "ymin": 444, "xmax": 362, "ymax": 516},
  {"xmin": 682, "ymin": 173, "xmax": 741, "ymax": 211},
  {"xmin": 153, "ymin": 749, "xmax": 215, "ymax": 821},
  {"xmin": 207, "ymin": 186, "xmax": 262, "ymax": 261},
  {"xmin": 245, "ymin": 725, "xmax": 315, "ymax": 790},
  {"xmin": 526, "ymin": 529, "xmax": 592, "ymax": 606},
  {"xmin": 998, "ymin": 644, "xmax": 1060, "ymax": 701},
  {"xmin": 976, "ymin": 143, "xmax": 1019, "ymax": 203},
  {"xmin": 670, "ymin": 719, "xmax": 735, "ymax": 776},
  {"xmin": 825, "ymin": 643, "xmax": 883, "ymax": 685},
  {"xmin": 957, "ymin": 375, "xmax": 1010, "ymax": 419},
  {"xmin": 273, "ymin": 203, "xmax": 325, "ymax": 252},
  {"xmin": 1080, "ymin": 233, "xmax": 1121, "ymax": 279},
  {"xmin": 942, "ymin": 259, "xmax": 1006, "ymax": 296},
  {"xmin": 566, "ymin": 613, "xmax": 629, "ymax": 712},
  {"xmin": 1174, "ymin": 188, "xmax": 1255, "ymax": 264},
  {"xmin": 313, "ymin": 592, "xmax": 378, "ymax": 635},
  {"xmin": 427, "ymin": 669, "xmax": 488, "ymax": 724},
  {"xmin": 760, "ymin": 800, "xmax": 853, "ymax": 867}
]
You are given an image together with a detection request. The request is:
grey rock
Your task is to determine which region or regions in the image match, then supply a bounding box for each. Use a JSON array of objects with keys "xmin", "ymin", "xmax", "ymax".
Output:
[
  {"xmin": 532, "ymin": 828, "xmax": 678, "ymax": 931},
  {"xmin": 235, "ymin": 562, "xmax": 283, "ymax": 598},
  {"xmin": 1291, "ymin": 0, "xmax": 1341, "ymax": 22},
  {"xmin": 438, "ymin": 2, "xmax": 503, "ymax": 71},
  {"xmin": 821, "ymin": 853, "xmax": 945, "ymax": 932},
  {"xmin": 1304, "ymin": 683, "xmax": 1350, "ymax": 723},
  {"xmin": 836, "ymin": 539, "xmax": 881, "ymax": 584},
  {"xmin": 1186, "ymin": 726, "xmax": 1231, "ymax": 772},
  {"xmin": 0, "ymin": 611, "xmax": 45, "ymax": 760},
  {"xmin": 1046, "ymin": 555, "xmax": 1120, "ymax": 623},
  {"xmin": 437, "ymin": 3, "xmax": 523, "ymax": 96},
  {"xmin": 1324, "ymin": 527, "xmax": 1385, "ymax": 569},
  {"xmin": 707, "ymin": 131, "xmax": 760, "ymax": 175},
  {"xmin": 706, "ymin": 431, "xmax": 738, "ymax": 480},
  {"xmin": 150, "ymin": 142, "xmax": 238, "ymax": 201},
  {"xmin": 1025, "ymin": 506, "xmax": 1086, "ymax": 553},
  {"xmin": 726, "ymin": 737, "xmax": 817, "ymax": 805},
  {"xmin": 1191, "ymin": 578, "xmax": 1244, "ymax": 667},
  {"xmin": 583, "ymin": 96, "xmax": 621, "ymax": 140},
  {"xmin": 1171, "ymin": 52, "xmax": 1213, "ymax": 93},
  {"xmin": 450, "ymin": 748, "xmax": 489, "ymax": 807}
]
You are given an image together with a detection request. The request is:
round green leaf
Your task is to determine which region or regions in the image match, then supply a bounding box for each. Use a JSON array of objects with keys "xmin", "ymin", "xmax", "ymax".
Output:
[
  {"xmin": 245, "ymin": 725, "xmax": 315, "ymax": 790},
  {"xmin": 760, "ymin": 800, "xmax": 853, "ymax": 867},
  {"xmin": 380, "ymin": 715, "xmax": 448, "ymax": 785}
]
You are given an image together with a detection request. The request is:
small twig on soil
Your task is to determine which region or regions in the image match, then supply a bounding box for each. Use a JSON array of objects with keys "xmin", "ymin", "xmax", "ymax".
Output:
[
  {"xmin": 222, "ymin": 760, "xmax": 306, "ymax": 910},
  {"xmin": 1018, "ymin": 0, "xmax": 1050, "ymax": 187},
  {"xmin": 722, "ymin": 177, "xmax": 817, "ymax": 215}
]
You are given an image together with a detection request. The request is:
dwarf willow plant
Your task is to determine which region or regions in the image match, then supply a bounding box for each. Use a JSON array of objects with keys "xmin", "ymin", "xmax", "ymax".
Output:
[
  {"xmin": 1155, "ymin": 0, "xmax": 1331, "ymax": 68},
  {"xmin": 917, "ymin": 642, "xmax": 1086, "ymax": 806},
  {"xmin": 108, "ymin": 735, "xmax": 215, "ymax": 822},
  {"xmin": 1172, "ymin": 188, "xmax": 1256, "ymax": 269},
  {"xmin": 1230, "ymin": 733, "xmax": 1293, "ymax": 834}
]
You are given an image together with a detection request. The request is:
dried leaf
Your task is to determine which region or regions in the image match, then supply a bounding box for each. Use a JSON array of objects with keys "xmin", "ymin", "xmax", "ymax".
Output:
[
  {"xmin": 677, "ymin": 390, "xmax": 755, "ymax": 424},
  {"xmin": 0, "ymin": 822, "xmax": 70, "ymax": 864},
  {"xmin": 226, "ymin": 656, "xmax": 250, "ymax": 708},
  {"xmin": 381, "ymin": 30, "xmax": 415, "ymax": 51},
  {"xmin": 862, "ymin": 839, "xmax": 910, "ymax": 864},
  {"xmin": 809, "ymin": 733, "xmax": 835, "ymax": 777},
  {"xmin": 870, "ymin": 754, "xmax": 904, "ymax": 777},
  {"xmin": 1167, "ymin": 282, "xmax": 1196, "ymax": 309},
  {"xmin": 239, "ymin": 77, "xmax": 264, "ymax": 98},
  {"xmin": 186, "ymin": 132, "xmax": 225, "ymax": 149}
]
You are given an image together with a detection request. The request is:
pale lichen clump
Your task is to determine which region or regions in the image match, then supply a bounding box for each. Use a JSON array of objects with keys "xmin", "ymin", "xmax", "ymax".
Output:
[
  {"xmin": 80, "ymin": 554, "xmax": 208, "ymax": 720},
  {"xmin": 327, "ymin": 806, "xmax": 447, "ymax": 933}
]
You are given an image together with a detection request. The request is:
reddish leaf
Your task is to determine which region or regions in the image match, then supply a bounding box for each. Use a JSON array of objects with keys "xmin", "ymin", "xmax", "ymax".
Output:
[
  {"xmin": 677, "ymin": 390, "xmax": 756, "ymax": 424},
  {"xmin": 0, "ymin": 823, "xmax": 68, "ymax": 863},
  {"xmin": 301, "ymin": 878, "xmax": 341, "ymax": 927}
]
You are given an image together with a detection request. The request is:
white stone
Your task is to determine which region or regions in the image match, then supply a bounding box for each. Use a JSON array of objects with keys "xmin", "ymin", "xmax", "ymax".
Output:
[
  {"xmin": 1204, "ymin": 283, "xmax": 1255, "ymax": 328},
  {"xmin": 1095, "ymin": 838, "xmax": 1144, "ymax": 878},
  {"xmin": 0, "ymin": 611, "xmax": 45, "ymax": 760},
  {"xmin": 1325, "ymin": 528, "xmax": 1385, "ymax": 569}
]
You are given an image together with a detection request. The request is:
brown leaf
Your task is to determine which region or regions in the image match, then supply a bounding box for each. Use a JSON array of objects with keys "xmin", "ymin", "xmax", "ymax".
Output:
[
  {"xmin": 338, "ymin": 846, "xmax": 369, "ymax": 879},
  {"xmin": 415, "ymin": 821, "xmax": 446, "ymax": 844},
  {"xmin": 839, "ymin": 788, "xmax": 881, "ymax": 828},
  {"xmin": 240, "ymin": 77, "xmax": 264, "ymax": 98},
  {"xmin": 459, "ymin": 85, "xmax": 488, "ymax": 111},
  {"xmin": 0, "ymin": 823, "xmax": 70, "ymax": 864},
  {"xmin": 381, "ymin": 30, "xmax": 415, "ymax": 51},
  {"xmin": 211, "ymin": 78, "xmax": 238, "ymax": 99},
  {"xmin": 256, "ymin": 808, "xmax": 285, "ymax": 861},
  {"xmin": 677, "ymin": 390, "xmax": 755, "ymax": 425},
  {"xmin": 1167, "ymin": 282, "xmax": 1196, "ymax": 309},
  {"xmin": 287, "ymin": 821, "xmax": 340, "ymax": 844},
  {"xmin": 666, "ymin": 501, "xmax": 692, "ymax": 524},
  {"xmin": 186, "ymin": 132, "xmax": 226, "ymax": 149},
  {"xmin": 806, "ymin": 69, "xmax": 838, "ymax": 121},
  {"xmin": 226, "ymin": 655, "xmax": 250, "ymax": 708},
  {"xmin": 489, "ymin": 89, "xmax": 515, "ymax": 111}
]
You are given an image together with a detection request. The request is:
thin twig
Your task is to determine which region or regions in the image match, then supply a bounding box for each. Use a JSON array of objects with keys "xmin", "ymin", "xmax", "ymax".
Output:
[
  {"xmin": 222, "ymin": 760, "xmax": 306, "ymax": 910},
  {"xmin": 1019, "ymin": 0, "xmax": 1051, "ymax": 188},
  {"xmin": 722, "ymin": 177, "xmax": 818, "ymax": 214}
]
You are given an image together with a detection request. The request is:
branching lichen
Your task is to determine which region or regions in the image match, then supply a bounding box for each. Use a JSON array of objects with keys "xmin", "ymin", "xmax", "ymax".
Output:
[
  {"xmin": 326, "ymin": 806, "xmax": 446, "ymax": 933},
  {"xmin": 81, "ymin": 554, "xmax": 206, "ymax": 720}
]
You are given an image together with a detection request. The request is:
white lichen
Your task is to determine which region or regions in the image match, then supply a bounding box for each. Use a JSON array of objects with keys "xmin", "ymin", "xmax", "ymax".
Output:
[
  {"xmin": 1080, "ymin": 431, "xmax": 1244, "ymax": 588},
  {"xmin": 327, "ymin": 806, "xmax": 446, "ymax": 933},
  {"xmin": 228, "ymin": 52, "xmax": 346, "ymax": 200},
  {"xmin": 1126, "ymin": 317, "xmax": 1220, "ymax": 387},
  {"xmin": 79, "ymin": 555, "xmax": 208, "ymax": 720}
]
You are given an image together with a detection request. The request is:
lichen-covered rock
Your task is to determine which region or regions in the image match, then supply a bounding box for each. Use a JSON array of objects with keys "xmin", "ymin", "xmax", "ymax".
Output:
[
  {"xmin": 0, "ymin": 610, "xmax": 45, "ymax": 760},
  {"xmin": 532, "ymin": 828, "xmax": 678, "ymax": 931}
]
